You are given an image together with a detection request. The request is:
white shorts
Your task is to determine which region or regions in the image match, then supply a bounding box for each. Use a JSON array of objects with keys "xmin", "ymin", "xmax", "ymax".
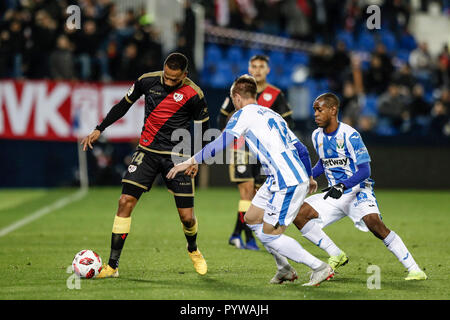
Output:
[
  {"xmin": 304, "ymin": 188, "xmax": 381, "ymax": 232},
  {"xmin": 252, "ymin": 181, "xmax": 309, "ymax": 227}
]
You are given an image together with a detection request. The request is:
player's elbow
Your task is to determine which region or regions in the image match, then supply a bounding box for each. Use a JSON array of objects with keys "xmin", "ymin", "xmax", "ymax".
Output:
[{"xmin": 360, "ymin": 162, "xmax": 371, "ymax": 180}]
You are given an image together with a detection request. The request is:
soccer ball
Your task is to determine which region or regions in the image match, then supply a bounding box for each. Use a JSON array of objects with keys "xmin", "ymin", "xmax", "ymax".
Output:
[{"xmin": 72, "ymin": 249, "xmax": 102, "ymax": 279}]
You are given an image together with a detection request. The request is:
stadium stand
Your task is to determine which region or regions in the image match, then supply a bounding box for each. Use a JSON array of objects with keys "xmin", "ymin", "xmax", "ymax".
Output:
[{"xmin": 0, "ymin": 0, "xmax": 449, "ymax": 139}]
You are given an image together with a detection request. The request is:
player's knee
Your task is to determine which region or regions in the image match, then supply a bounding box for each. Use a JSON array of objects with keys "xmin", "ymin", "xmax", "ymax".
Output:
[
  {"xmin": 363, "ymin": 214, "xmax": 390, "ymax": 239},
  {"xmin": 294, "ymin": 203, "xmax": 317, "ymax": 230},
  {"xmin": 243, "ymin": 212, "xmax": 259, "ymax": 225},
  {"xmin": 118, "ymin": 194, "xmax": 137, "ymax": 215},
  {"xmin": 178, "ymin": 207, "xmax": 195, "ymax": 226},
  {"xmin": 181, "ymin": 216, "xmax": 196, "ymax": 228},
  {"xmin": 238, "ymin": 182, "xmax": 255, "ymax": 200}
]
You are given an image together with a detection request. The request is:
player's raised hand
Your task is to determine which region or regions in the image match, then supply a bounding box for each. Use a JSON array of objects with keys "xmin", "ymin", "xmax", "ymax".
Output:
[
  {"xmin": 322, "ymin": 183, "xmax": 345, "ymax": 200},
  {"xmin": 80, "ymin": 129, "xmax": 101, "ymax": 151}
]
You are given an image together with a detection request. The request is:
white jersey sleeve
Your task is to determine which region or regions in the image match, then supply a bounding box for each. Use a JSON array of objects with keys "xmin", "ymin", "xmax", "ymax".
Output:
[
  {"xmin": 223, "ymin": 108, "xmax": 248, "ymax": 138},
  {"xmin": 346, "ymin": 131, "xmax": 371, "ymax": 165}
]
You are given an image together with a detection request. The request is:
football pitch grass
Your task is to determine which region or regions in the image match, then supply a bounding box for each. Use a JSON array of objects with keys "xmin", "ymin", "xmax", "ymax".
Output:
[{"xmin": 0, "ymin": 187, "xmax": 449, "ymax": 300}]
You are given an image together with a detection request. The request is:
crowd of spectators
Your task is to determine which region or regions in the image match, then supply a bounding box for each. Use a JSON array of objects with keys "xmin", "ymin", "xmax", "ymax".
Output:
[
  {"xmin": 305, "ymin": 39, "xmax": 450, "ymax": 139},
  {"xmin": 0, "ymin": 0, "xmax": 449, "ymax": 138},
  {"xmin": 200, "ymin": 0, "xmax": 450, "ymax": 139},
  {"xmin": 0, "ymin": 0, "xmax": 165, "ymax": 81}
]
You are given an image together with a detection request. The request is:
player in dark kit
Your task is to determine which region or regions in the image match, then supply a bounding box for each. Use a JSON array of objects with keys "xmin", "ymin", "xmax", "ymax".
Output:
[
  {"xmin": 81, "ymin": 53, "xmax": 209, "ymax": 277},
  {"xmin": 217, "ymin": 55, "xmax": 294, "ymax": 250}
]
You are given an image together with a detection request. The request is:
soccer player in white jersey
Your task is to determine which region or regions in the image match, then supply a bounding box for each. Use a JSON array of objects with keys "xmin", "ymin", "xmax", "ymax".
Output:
[
  {"xmin": 167, "ymin": 75, "xmax": 334, "ymax": 286},
  {"xmin": 292, "ymin": 93, "xmax": 427, "ymax": 281}
]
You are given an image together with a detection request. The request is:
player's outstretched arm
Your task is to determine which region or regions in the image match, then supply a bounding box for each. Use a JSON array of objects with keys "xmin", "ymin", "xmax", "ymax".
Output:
[
  {"xmin": 81, "ymin": 129, "xmax": 101, "ymax": 151},
  {"xmin": 167, "ymin": 131, "xmax": 235, "ymax": 180},
  {"xmin": 312, "ymin": 160, "xmax": 324, "ymax": 178}
]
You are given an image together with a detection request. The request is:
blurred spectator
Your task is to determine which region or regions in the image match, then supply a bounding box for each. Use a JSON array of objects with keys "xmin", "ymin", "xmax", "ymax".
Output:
[
  {"xmin": 409, "ymin": 84, "xmax": 431, "ymax": 118},
  {"xmin": 364, "ymin": 54, "xmax": 391, "ymax": 94},
  {"xmin": 228, "ymin": 0, "xmax": 258, "ymax": 31},
  {"xmin": 175, "ymin": 0, "xmax": 198, "ymax": 82},
  {"xmin": 328, "ymin": 40, "xmax": 351, "ymax": 92},
  {"xmin": 374, "ymin": 43, "xmax": 394, "ymax": 78},
  {"xmin": 340, "ymin": 81, "xmax": 362, "ymax": 128},
  {"xmin": 116, "ymin": 42, "xmax": 141, "ymax": 81},
  {"xmin": 281, "ymin": 0, "xmax": 313, "ymax": 41},
  {"xmin": 310, "ymin": 0, "xmax": 342, "ymax": 44},
  {"xmin": 409, "ymin": 42, "xmax": 433, "ymax": 78},
  {"xmin": 50, "ymin": 34, "xmax": 75, "ymax": 80},
  {"xmin": 310, "ymin": 0, "xmax": 332, "ymax": 44},
  {"xmin": 309, "ymin": 44, "xmax": 332, "ymax": 79},
  {"xmin": 408, "ymin": 84, "xmax": 432, "ymax": 132},
  {"xmin": 438, "ymin": 44, "xmax": 450, "ymax": 69},
  {"xmin": 383, "ymin": 0, "xmax": 411, "ymax": 37},
  {"xmin": 74, "ymin": 19, "xmax": 107, "ymax": 81},
  {"xmin": 130, "ymin": 22, "xmax": 163, "ymax": 73},
  {"xmin": 430, "ymin": 100, "xmax": 450, "ymax": 137},
  {"xmin": 0, "ymin": 16, "xmax": 25, "ymax": 78},
  {"xmin": 441, "ymin": 88, "xmax": 450, "ymax": 109},
  {"xmin": 433, "ymin": 56, "xmax": 450, "ymax": 89},
  {"xmin": 377, "ymin": 83, "xmax": 409, "ymax": 131},
  {"xmin": 393, "ymin": 63, "xmax": 416, "ymax": 95},
  {"xmin": 27, "ymin": 9, "xmax": 58, "ymax": 79},
  {"xmin": 254, "ymin": 0, "xmax": 283, "ymax": 34}
]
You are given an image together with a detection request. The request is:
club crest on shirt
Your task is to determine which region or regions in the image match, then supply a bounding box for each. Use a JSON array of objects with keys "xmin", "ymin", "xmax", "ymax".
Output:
[
  {"xmin": 263, "ymin": 93, "xmax": 272, "ymax": 101},
  {"xmin": 336, "ymin": 138, "xmax": 345, "ymax": 149},
  {"xmin": 128, "ymin": 165, "xmax": 137, "ymax": 173},
  {"xmin": 174, "ymin": 92, "xmax": 183, "ymax": 102},
  {"xmin": 237, "ymin": 165, "xmax": 247, "ymax": 173}
]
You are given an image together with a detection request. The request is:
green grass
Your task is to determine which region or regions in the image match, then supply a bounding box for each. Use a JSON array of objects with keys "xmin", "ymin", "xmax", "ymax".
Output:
[{"xmin": 0, "ymin": 187, "xmax": 449, "ymax": 300}]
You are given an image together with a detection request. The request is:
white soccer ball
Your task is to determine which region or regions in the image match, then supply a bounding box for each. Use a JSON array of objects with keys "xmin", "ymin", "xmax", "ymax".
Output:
[{"xmin": 72, "ymin": 249, "xmax": 102, "ymax": 279}]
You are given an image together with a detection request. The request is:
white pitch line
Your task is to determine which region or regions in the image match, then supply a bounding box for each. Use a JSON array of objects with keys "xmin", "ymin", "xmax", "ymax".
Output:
[{"xmin": 0, "ymin": 188, "xmax": 88, "ymax": 238}]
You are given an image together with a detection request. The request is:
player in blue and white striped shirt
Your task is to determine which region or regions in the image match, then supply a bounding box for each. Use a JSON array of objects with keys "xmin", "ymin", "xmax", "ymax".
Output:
[
  {"xmin": 167, "ymin": 75, "xmax": 334, "ymax": 286},
  {"xmin": 293, "ymin": 93, "xmax": 427, "ymax": 281}
]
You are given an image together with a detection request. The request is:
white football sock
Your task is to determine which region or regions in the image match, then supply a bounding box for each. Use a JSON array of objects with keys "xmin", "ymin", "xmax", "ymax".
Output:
[
  {"xmin": 247, "ymin": 223, "xmax": 291, "ymax": 271},
  {"xmin": 300, "ymin": 220, "xmax": 341, "ymax": 257},
  {"xmin": 258, "ymin": 231, "xmax": 324, "ymax": 270},
  {"xmin": 383, "ymin": 231, "xmax": 420, "ymax": 272}
]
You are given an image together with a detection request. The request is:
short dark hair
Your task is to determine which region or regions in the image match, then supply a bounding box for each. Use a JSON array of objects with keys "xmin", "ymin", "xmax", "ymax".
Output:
[
  {"xmin": 249, "ymin": 54, "xmax": 269, "ymax": 65},
  {"xmin": 164, "ymin": 52, "xmax": 188, "ymax": 72},
  {"xmin": 231, "ymin": 74, "xmax": 257, "ymax": 99},
  {"xmin": 315, "ymin": 92, "xmax": 340, "ymax": 110}
]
